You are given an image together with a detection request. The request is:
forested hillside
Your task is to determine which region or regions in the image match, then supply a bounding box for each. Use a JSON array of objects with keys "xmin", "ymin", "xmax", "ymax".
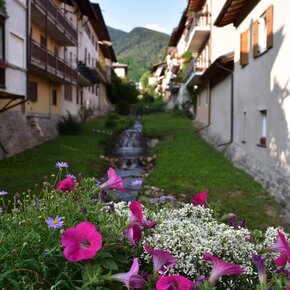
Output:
[{"xmin": 108, "ymin": 26, "xmax": 169, "ymax": 82}]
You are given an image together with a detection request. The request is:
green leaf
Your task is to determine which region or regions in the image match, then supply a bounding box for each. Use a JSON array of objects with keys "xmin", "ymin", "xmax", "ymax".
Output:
[{"xmin": 102, "ymin": 259, "xmax": 118, "ymax": 271}]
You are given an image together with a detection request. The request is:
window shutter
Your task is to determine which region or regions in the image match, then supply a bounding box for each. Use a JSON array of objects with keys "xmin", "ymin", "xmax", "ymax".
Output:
[
  {"xmin": 266, "ymin": 5, "xmax": 273, "ymax": 49},
  {"xmin": 240, "ymin": 29, "xmax": 249, "ymax": 65},
  {"xmin": 253, "ymin": 20, "xmax": 259, "ymax": 58},
  {"xmin": 29, "ymin": 81, "xmax": 38, "ymax": 102}
]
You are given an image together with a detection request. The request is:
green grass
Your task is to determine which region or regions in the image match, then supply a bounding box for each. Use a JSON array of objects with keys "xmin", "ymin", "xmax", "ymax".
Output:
[
  {"xmin": 0, "ymin": 116, "xmax": 130, "ymax": 200},
  {"xmin": 142, "ymin": 112, "xmax": 287, "ymax": 230}
]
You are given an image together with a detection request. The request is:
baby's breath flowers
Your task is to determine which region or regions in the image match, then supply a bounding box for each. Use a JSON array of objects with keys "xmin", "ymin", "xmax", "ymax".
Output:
[{"xmin": 46, "ymin": 216, "xmax": 64, "ymax": 229}]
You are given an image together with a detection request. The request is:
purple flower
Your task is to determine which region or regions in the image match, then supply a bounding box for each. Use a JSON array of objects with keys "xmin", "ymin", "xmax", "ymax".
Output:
[
  {"xmin": 66, "ymin": 174, "xmax": 76, "ymax": 179},
  {"xmin": 159, "ymin": 196, "xmax": 167, "ymax": 204},
  {"xmin": 203, "ymin": 252, "xmax": 245, "ymax": 285},
  {"xmin": 252, "ymin": 253, "xmax": 267, "ymax": 285},
  {"xmin": 46, "ymin": 216, "xmax": 64, "ymax": 228},
  {"xmin": 150, "ymin": 197, "xmax": 159, "ymax": 205},
  {"xmin": 55, "ymin": 162, "xmax": 69, "ymax": 169},
  {"xmin": 129, "ymin": 201, "xmax": 156, "ymax": 228},
  {"xmin": 0, "ymin": 191, "xmax": 8, "ymax": 195},
  {"xmin": 131, "ymin": 179, "xmax": 142, "ymax": 187},
  {"xmin": 156, "ymin": 275, "xmax": 195, "ymax": 290},
  {"xmin": 112, "ymin": 258, "xmax": 146, "ymax": 290},
  {"xmin": 144, "ymin": 245, "xmax": 176, "ymax": 274},
  {"xmin": 228, "ymin": 213, "xmax": 246, "ymax": 228}
]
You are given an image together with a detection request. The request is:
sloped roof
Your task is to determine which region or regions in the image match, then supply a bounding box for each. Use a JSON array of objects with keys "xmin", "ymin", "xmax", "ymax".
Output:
[
  {"xmin": 214, "ymin": 0, "xmax": 260, "ymax": 27},
  {"xmin": 186, "ymin": 0, "xmax": 207, "ymax": 16}
]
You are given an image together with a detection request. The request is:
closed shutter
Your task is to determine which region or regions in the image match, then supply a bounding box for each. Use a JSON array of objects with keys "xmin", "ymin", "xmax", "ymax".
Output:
[
  {"xmin": 266, "ymin": 5, "xmax": 273, "ymax": 48},
  {"xmin": 253, "ymin": 20, "xmax": 259, "ymax": 58},
  {"xmin": 29, "ymin": 81, "xmax": 38, "ymax": 102},
  {"xmin": 240, "ymin": 29, "xmax": 249, "ymax": 65}
]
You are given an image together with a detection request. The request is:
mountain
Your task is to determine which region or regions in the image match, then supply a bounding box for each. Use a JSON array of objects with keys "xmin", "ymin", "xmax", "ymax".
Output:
[{"xmin": 108, "ymin": 26, "xmax": 170, "ymax": 82}]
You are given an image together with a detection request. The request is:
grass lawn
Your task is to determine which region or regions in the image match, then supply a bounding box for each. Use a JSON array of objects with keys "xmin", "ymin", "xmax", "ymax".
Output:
[
  {"xmin": 142, "ymin": 111, "xmax": 287, "ymax": 230},
  {"xmin": 0, "ymin": 116, "xmax": 130, "ymax": 201}
]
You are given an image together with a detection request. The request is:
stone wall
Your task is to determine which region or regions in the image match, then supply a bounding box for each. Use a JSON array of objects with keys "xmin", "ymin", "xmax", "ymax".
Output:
[
  {"xmin": 196, "ymin": 124, "xmax": 290, "ymax": 218},
  {"xmin": 0, "ymin": 111, "xmax": 60, "ymax": 159}
]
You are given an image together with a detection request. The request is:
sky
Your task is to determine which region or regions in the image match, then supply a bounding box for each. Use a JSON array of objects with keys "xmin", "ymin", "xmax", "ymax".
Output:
[{"xmin": 91, "ymin": 0, "xmax": 188, "ymax": 35}]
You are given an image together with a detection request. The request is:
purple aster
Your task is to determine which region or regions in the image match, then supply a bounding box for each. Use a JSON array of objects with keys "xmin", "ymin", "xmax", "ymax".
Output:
[
  {"xmin": 46, "ymin": 216, "xmax": 64, "ymax": 228},
  {"xmin": 55, "ymin": 162, "xmax": 69, "ymax": 169},
  {"xmin": 66, "ymin": 174, "xmax": 76, "ymax": 179},
  {"xmin": 0, "ymin": 207, "xmax": 3, "ymax": 211},
  {"xmin": 0, "ymin": 191, "xmax": 8, "ymax": 195},
  {"xmin": 150, "ymin": 197, "xmax": 159, "ymax": 205},
  {"xmin": 131, "ymin": 179, "xmax": 142, "ymax": 187}
]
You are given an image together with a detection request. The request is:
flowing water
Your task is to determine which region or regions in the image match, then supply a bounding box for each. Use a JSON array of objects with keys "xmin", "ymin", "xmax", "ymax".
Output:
[{"xmin": 111, "ymin": 120, "xmax": 147, "ymax": 201}]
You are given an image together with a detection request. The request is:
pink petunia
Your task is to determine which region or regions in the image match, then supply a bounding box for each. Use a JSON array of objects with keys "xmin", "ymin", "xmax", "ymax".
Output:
[
  {"xmin": 156, "ymin": 275, "xmax": 195, "ymax": 290},
  {"xmin": 61, "ymin": 221, "xmax": 102, "ymax": 262},
  {"xmin": 100, "ymin": 167, "xmax": 126, "ymax": 192},
  {"xmin": 57, "ymin": 177, "xmax": 75, "ymax": 192},
  {"xmin": 269, "ymin": 231, "xmax": 290, "ymax": 266},
  {"xmin": 124, "ymin": 224, "xmax": 143, "ymax": 246},
  {"xmin": 191, "ymin": 191, "xmax": 208, "ymax": 207},
  {"xmin": 130, "ymin": 201, "xmax": 157, "ymax": 228},
  {"xmin": 203, "ymin": 252, "xmax": 244, "ymax": 285},
  {"xmin": 144, "ymin": 245, "xmax": 176, "ymax": 274},
  {"xmin": 112, "ymin": 258, "xmax": 145, "ymax": 290}
]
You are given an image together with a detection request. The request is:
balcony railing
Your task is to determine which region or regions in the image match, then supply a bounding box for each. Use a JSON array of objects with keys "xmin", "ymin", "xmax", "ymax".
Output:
[
  {"xmin": 185, "ymin": 15, "xmax": 211, "ymax": 53},
  {"xmin": 31, "ymin": 0, "xmax": 77, "ymax": 45},
  {"xmin": 90, "ymin": 62, "xmax": 107, "ymax": 83},
  {"xmin": 185, "ymin": 59, "xmax": 210, "ymax": 83},
  {"xmin": 30, "ymin": 39, "xmax": 77, "ymax": 83}
]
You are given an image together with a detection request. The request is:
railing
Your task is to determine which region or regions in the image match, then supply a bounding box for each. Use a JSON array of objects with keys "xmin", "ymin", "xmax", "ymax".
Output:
[
  {"xmin": 185, "ymin": 14, "xmax": 211, "ymax": 43},
  {"xmin": 30, "ymin": 39, "xmax": 77, "ymax": 81},
  {"xmin": 185, "ymin": 59, "xmax": 210, "ymax": 81},
  {"xmin": 32, "ymin": 0, "xmax": 77, "ymax": 42}
]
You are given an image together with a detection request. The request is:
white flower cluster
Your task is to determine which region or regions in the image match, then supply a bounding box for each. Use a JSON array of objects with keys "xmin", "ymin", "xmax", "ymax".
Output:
[{"xmin": 141, "ymin": 204, "xmax": 265, "ymax": 281}]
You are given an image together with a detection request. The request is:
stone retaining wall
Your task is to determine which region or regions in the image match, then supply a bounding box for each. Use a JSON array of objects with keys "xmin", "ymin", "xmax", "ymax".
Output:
[
  {"xmin": 197, "ymin": 125, "xmax": 290, "ymax": 219},
  {"xmin": 0, "ymin": 111, "xmax": 60, "ymax": 159}
]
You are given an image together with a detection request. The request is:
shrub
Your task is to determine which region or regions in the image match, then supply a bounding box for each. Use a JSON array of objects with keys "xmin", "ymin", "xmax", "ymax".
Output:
[{"xmin": 58, "ymin": 112, "xmax": 83, "ymax": 135}]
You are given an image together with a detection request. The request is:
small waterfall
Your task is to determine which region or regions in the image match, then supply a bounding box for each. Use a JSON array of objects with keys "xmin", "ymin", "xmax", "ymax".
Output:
[{"xmin": 112, "ymin": 120, "xmax": 147, "ymax": 201}]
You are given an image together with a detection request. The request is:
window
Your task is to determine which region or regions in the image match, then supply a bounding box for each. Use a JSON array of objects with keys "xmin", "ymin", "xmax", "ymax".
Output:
[
  {"xmin": 253, "ymin": 5, "xmax": 273, "ymax": 58},
  {"xmin": 54, "ymin": 47, "xmax": 59, "ymax": 57},
  {"xmin": 240, "ymin": 29, "xmax": 249, "ymax": 65},
  {"xmin": 40, "ymin": 35, "xmax": 47, "ymax": 48},
  {"xmin": 258, "ymin": 110, "xmax": 267, "ymax": 146},
  {"xmin": 84, "ymin": 48, "xmax": 87, "ymax": 65},
  {"xmin": 64, "ymin": 84, "xmax": 72, "ymax": 101},
  {"xmin": 80, "ymin": 91, "xmax": 83, "ymax": 105},
  {"xmin": 52, "ymin": 89, "xmax": 57, "ymax": 106},
  {"xmin": 29, "ymin": 81, "xmax": 38, "ymax": 102}
]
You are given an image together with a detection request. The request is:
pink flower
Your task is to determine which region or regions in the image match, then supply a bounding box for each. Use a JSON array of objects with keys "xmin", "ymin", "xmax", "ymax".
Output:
[
  {"xmin": 144, "ymin": 245, "xmax": 176, "ymax": 274},
  {"xmin": 130, "ymin": 201, "xmax": 157, "ymax": 228},
  {"xmin": 100, "ymin": 167, "xmax": 126, "ymax": 192},
  {"xmin": 61, "ymin": 221, "xmax": 102, "ymax": 262},
  {"xmin": 124, "ymin": 224, "xmax": 142, "ymax": 246},
  {"xmin": 191, "ymin": 191, "xmax": 208, "ymax": 207},
  {"xmin": 269, "ymin": 231, "xmax": 290, "ymax": 266},
  {"xmin": 112, "ymin": 258, "xmax": 145, "ymax": 290},
  {"xmin": 203, "ymin": 252, "xmax": 244, "ymax": 285},
  {"xmin": 124, "ymin": 201, "xmax": 157, "ymax": 245},
  {"xmin": 156, "ymin": 275, "xmax": 195, "ymax": 290},
  {"xmin": 57, "ymin": 177, "xmax": 75, "ymax": 192}
]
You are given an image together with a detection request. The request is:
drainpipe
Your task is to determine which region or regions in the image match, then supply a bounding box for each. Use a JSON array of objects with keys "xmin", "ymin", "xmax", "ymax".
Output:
[
  {"xmin": 21, "ymin": 0, "xmax": 30, "ymax": 114},
  {"xmin": 216, "ymin": 61, "xmax": 234, "ymax": 147}
]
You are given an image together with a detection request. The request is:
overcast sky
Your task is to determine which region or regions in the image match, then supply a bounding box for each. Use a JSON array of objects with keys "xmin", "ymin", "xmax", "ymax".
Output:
[{"xmin": 91, "ymin": 0, "xmax": 188, "ymax": 35}]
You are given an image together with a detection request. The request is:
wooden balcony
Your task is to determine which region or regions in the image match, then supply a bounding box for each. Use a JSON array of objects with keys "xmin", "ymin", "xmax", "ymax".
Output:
[
  {"xmin": 31, "ymin": 0, "xmax": 77, "ymax": 46},
  {"xmin": 29, "ymin": 39, "xmax": 77, "ymax": 84}
]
